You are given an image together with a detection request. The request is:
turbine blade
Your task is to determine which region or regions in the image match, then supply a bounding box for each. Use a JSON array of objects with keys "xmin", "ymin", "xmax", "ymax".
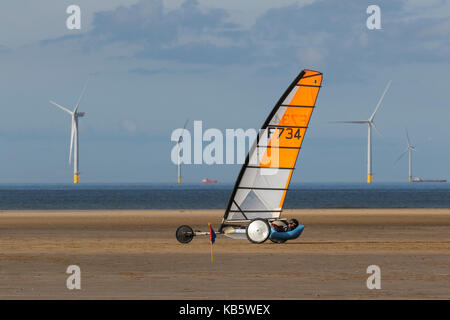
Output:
[
  {"xmin": 182, "ymin": 118, "xmax": 189, "ymax": 130},
  {"xmin": 329, "ymin": 120, "xmax": 368, "ymax": 124},
  {"xmin": 74, "ymin": 81, "xmax": 88, "ymax": 113},
  {"xmin": 50, "ymin": 100, "xmax": 73, "ymax": 115},
  {"xmin": 178, "ymin": 118, "xmax": 189, "ymax": 143},
  {"xmin": 369, "ymin": 80, "xmax": 392, "ymax": 122},
  {"xmin": 406, "ymin": 129, "xmax": 412, "ymax": 147},
  {"xmin": 395, "ymin": 150, "xmax": 408, "ymax": 164},
  {"xmin": 371, "ymin": 122, "xmax": 382, "ymax": 136}
]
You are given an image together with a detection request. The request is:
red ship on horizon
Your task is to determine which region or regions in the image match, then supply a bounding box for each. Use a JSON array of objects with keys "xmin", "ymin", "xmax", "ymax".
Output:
[{"xmin": 201, "ymin": 178, "xmax": 217, "ymax": 183}]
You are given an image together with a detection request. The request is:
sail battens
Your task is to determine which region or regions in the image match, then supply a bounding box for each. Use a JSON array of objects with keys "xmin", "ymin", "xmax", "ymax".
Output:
[
  {"xmin": 301, "ymin": 74, "xmax": 321, "ymax": 79},
  {"xmin": 237, "ymin": 186, "xmax": 289, "ymax": 191},
  {"xmin": 256, "ymin": 145, "xmax": 302, "ymax": 150},
  {"xmin": 245, "ymin": 165, "xmax": 295, "ymax": 170},
  {"xmin": 222, "ymin": 69, "xmax": 322, "ymax": 223},
  {"xmin": 229, "ymin": 210, "xmax": 283, "ymax": 213},
  {"xmin": 281, "ymin": 104, "xmax": 315, "ymax": 108},
  {"xmin": 266, "ymin": 125, "xmax": 308, "ymax": 129},
  {"xmin": 296, "ymin": 84, "xmax": 322, "ymax": 88}
]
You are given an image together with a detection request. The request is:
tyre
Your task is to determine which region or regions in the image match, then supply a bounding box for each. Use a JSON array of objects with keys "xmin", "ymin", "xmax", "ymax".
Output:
[
  {"xmin": 176, "ymin": 225, "xmax": 194, "ymax": 244},
  {"xmin": 246, "ymin": 218, "xmax": 270, "ymax": 244},
  {"xmin": 269, "ymin": 238, "xmax": 287, "ymax": 244}
]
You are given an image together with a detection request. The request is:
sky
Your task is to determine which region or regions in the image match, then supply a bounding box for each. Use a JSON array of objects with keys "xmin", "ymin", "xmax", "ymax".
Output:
[{"xmin": 0, "ymin": 0, "xmax": 449, "ymax": 183}]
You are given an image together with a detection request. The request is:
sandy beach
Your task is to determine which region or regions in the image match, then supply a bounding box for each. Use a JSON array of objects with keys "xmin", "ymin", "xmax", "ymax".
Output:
[{"xmin": 0, "ymin": 208, "xmax": 449, "ymax": 299}]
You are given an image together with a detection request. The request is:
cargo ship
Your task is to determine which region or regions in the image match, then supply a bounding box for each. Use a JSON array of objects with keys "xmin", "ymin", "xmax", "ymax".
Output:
[
  {"xmin": 412, "ymin": 177, "xmax": 447, "ymax": 183},
  {"xmin": 201, "ymin": 178, "xmax": 217, "ymax": 183}
]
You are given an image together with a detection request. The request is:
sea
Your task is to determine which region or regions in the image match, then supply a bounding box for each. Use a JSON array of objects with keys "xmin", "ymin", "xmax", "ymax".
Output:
[{"xmin": 0, "ymin": 183, "xmax": 449, "ymax": 210}]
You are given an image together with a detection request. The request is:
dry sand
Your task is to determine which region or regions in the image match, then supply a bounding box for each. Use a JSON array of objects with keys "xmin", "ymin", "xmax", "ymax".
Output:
[{"xmin": 0, "ymin": 209, "xmax": 449, "ymax": 299}]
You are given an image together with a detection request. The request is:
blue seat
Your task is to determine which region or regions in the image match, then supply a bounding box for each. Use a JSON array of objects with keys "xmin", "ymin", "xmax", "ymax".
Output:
[{"xmin": 269, "ymin": 225, "xmax": 304, "ymax": 241}]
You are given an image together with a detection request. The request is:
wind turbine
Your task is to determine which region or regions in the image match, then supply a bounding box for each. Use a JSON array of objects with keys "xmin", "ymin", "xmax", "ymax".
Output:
[
  {"xmin": 176, "ymin": 119, "xmax": 189, "ymax": 184},
  {"xmin": 395, "ymin": 129, "xmax": 416, "ymax": 183},
  {"xmin": 49, "ymin": 83, "xmax": 87, "ymax": 184},
  {"xmin": 331, "ymin": 80, "xmax": 392, "ymax": 183}
]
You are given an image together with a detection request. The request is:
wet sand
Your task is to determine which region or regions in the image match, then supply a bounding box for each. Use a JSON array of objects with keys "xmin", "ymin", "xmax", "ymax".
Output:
[{"xmin": 0, "ymin": 209, "xmax": 449, "ymax": 299}]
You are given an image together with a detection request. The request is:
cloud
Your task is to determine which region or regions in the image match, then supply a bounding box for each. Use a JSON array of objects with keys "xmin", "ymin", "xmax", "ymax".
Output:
[
  {"xmin": 84, "ymin": 0, "xmax": 241, "ymax": 60},
  {"xmin": 38, "ymin": 0, "xmax": 450, "ymax": 73},
  {"xmin": 246, "ymin": 0, "xmax": 450, "ymax": 74}
]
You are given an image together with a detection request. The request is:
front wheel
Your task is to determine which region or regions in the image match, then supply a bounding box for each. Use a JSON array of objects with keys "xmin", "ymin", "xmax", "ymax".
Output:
[
  {"xmin": 176, "ymin": 225, "xmax": 194, "ymax": 243},
  {"xmin": 246, "ymin": 219, "xmax": 270, "ymax": 244}
]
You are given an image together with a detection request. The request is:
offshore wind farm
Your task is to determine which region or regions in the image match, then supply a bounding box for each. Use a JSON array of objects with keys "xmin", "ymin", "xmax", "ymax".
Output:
[{"xmin": 1, "ymin": 66, "xmax": 448, "ymax": 299}]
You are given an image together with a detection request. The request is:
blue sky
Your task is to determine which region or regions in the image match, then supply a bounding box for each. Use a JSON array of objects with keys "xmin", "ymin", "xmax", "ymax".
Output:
[{"xmin": 0, "ymin": 0, "xmax": 449, "ymax": 183}]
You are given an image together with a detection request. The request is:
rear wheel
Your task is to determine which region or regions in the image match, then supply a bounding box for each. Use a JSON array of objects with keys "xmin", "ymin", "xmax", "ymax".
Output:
[
  {"xmin": 246, "ymin": 219, "xmax": 270, "ymax": 244},
  {"xmin": 176, "ymin": 225, "xmax": 194, "ymax": 243}
]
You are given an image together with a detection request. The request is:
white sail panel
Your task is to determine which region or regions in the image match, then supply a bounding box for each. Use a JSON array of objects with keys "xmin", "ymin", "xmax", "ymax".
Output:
[{"xmin": 239, "ymin": 167, "xmax": 291, "ymax": 190}]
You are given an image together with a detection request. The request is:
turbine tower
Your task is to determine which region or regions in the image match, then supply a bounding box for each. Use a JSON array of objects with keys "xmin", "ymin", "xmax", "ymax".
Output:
[
  {"xmin": 332, "ymin": 80, "xmax": 392, "ymax": 183},
  {"xmin": 50, "ymin": 83, "xmax": 87, "ymax": 184},
  {"xmin": 396, "ymin": 129, "xmax": 416, "ymax": 183},
  {"xmin": 176, "ymin": 119, "xmax": 189, "ymax": 184}
]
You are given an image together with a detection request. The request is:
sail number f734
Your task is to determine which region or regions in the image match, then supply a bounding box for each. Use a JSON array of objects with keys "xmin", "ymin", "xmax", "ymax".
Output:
[{"xmin": 267, "ymin": 127, "xmax": 302, "ymax": 140}]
